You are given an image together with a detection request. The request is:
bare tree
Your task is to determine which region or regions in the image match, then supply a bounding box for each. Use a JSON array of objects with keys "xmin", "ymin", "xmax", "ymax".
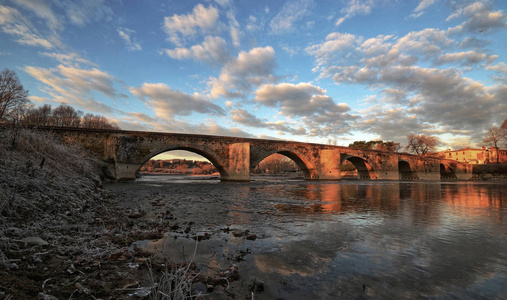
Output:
[
  {"xmin": 22, "ymin": 104, "xmax": 53, "ymax": 126},
  {"xmin": 482, "ymin": 126, "xmax": 505, "ymax": 163},
  {"xmin": 81, "ymin": 113, "xmax": 120, "ymax": 130},
  {"xmin": 0, "ymin": 69, "xmax": 29, "ymax": 122},
  {"xmin": 348, "ymin": 140, "xmax": 401, "ymax": 152},
  {"xmin": 254, "ymin": 154, "xmax": 298, "ymax": 174},
  {"xmin": 406, "ymin": 133, "xmax": 440, "ymax": 155},
  {"xmin": 52, "ymin": 104, "xmax": 82, "ymax": 127}
]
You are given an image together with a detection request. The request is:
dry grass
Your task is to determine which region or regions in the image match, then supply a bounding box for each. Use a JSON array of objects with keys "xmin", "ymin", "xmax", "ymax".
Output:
[
  {"xmin": 146, "ymin": 242, "xmax": 204, "ymax": 300},
  {"xmin": 0, "ymin": 127, "xmax": 103, "ymax": 267}
]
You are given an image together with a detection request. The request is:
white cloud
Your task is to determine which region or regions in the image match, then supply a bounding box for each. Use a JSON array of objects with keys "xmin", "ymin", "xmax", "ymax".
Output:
[
  {"xmin": 253, "ymin": 82, "xmax": 350, "ymax": 118},
  {"xmin": 24, "ymin": 64, "xmax": 123, "ymax": 113},
  {"xmin": 1, "ymin": 0, "xmax": 112, "ymax": 51},
  {"xmin": 231, "ymin": 108, "xmax": 307, "ymax": 135},
  {"xmin": 282, "ymin": 46, "xmax": 297, "ymax": 56},
  {"xmin": 163, "ymin": 4, "xmax": 219, "ymax": 46},
  {"xmin": 39, "ymin": 52, "xmax": 98, "ymax": 67},
  {"xmin": 435, "ymin": 50, "xmax": 496, "ymax": 65},
  {"xmin": 58, "ymin": 0, "xmax": 113, "ymax": 26},
  {"xmin": 129, "ymin": 83, "xmax": 225, "ymax": 120},
  {"xmin": 209, "ymin": 46, "xmax": 277, "ymax": 99},
  {"xmin": 335, "ymin": 0, "xmax": 375, "ymax": 26},
  {"xmin": 118, "ymin": 27, "xmax": 142, "ymax": 52},
  {"xmin": 0, "ymin": 5, "xmax": 55, "ymax": 49},
  {"xmin": 409, "ymin": 0, "xmax": 437, "ymax": 18},
  {"xmin": 306, "ymin": 24, "xmax": 507, "ymax": 143},
  {"xmin": 486, "ymin": 62, "xmax": 507, "ymax": 83},
  {"xmin": 119, "ymin": 111, "xmax": 253, "ymax": 138},
  {"xmin": 270, "ymin": 0, "xmax": 314, "ymax": 34},
  {"xmin": 447, "ymin": 1, "xmax": 507, "ymax": 35},
  {"xmin": 414, "ymin": 0, "xmax": 437, "ymax": 12},
  {"xmin": 486, "ymin": 62, "xmax": 507, "ymax": 73},
  {"xmin": 13, "ymin": 0, "xmax": 61, "ymax": 30},
  {"xmin": 162, "ymin": 36, "xmax": 230, "ymax": 64}
]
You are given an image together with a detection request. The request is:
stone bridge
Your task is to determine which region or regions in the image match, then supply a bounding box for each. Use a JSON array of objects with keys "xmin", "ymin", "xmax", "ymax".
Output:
[{"xmin": 39, "ymin": 127, "xmax": 472, "ymax": 181}]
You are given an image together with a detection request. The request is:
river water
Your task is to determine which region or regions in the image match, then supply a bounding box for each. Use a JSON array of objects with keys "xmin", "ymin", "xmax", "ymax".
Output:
[{"xmin": 106, "ymin": 176, "xmax": 507, "ymax": 299}]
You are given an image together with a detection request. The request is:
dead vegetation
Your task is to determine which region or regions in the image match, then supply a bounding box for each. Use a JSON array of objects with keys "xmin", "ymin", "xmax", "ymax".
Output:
[
  {"xmin": 0, "ymin": 127, "xmax": 245, "ymax": 299},
  {"xmin": 0, "ymin": 128, "xmax": 163, "ymax": 298}
]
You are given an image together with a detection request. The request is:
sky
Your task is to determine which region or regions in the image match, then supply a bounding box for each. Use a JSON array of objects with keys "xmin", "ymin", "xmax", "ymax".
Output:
[{"xmin": 1, "ymin": 0, "xmax": 506, "ymax": 159}]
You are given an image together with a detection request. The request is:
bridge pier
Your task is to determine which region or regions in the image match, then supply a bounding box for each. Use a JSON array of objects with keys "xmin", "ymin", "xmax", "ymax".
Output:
[
  {"xmin": 115, "ymin": 162, "xmax": 139, "ymax": 181},
  {"xmin": 221, "ymin": 142, "xmax": 250, "ymax": 181},
  {"xmin": 314, "ymin": 149, "xmax": 341, "ymax": 180}
]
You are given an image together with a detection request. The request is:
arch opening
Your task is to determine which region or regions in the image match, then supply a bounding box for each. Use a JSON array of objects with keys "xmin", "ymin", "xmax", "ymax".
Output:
[
  {"xmin": 341, "ymin": 156, "xmax": 376, "ymax": 179},
  {"xmin": 251, "ymin": 151, "xmax": 308, "ymax": 179},
  {"xmin": 136, "ymin": 148, "xmax": 222, "ymax": 181},
  {"xmin": 440, "ymin": 163, "xmax": 457, "ymax": 180},
  {"xmin": 399, "ymin": 160, "xmax": 419, "ymax": 180}
]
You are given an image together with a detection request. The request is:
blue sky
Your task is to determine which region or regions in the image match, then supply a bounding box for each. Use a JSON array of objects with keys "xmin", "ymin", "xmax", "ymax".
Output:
[{"xmin": 1, "ymin": 0, "xmax": 506, "ymax": 155}]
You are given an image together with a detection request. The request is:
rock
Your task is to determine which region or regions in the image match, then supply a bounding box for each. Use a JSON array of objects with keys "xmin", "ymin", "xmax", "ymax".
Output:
[
  {"xmin": 232, "ymin": 230, "xmax": 245, "ymax": 237},
  {"xmin": 193, "ymin": 282, "xmax": 207, "ymax": 294},
  {"xmin": 246, "ymin": 234, "xmax": 257, "ymax": 241},
  {"xmin": 141, "ymin": 231, "xmax": 162, "ymax": 240},
  {"xmin": 128, "ymin": 209, "xmax": 146, "ymax": 218},
  {"xmin": 21, "ymin": 237, "xmax": 48, "ymax": 247}
]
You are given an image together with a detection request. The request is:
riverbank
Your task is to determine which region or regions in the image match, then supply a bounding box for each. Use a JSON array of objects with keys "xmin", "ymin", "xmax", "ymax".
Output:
[
  {"xmin": 0, "ymin": 129, "xmax": 217, "ymax": 299},
  {"xmin": 472, "ymin": 163, "xmax": 507, "ymax": 180}
]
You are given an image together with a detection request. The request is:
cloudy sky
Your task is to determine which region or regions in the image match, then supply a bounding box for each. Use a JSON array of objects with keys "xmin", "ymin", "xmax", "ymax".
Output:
[{"xmin": 1, "ymin": 0, "xmax": 506, "ymax": 152}]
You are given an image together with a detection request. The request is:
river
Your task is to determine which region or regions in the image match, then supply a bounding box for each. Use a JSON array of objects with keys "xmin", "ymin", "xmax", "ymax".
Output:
[{"xmin": 105, "ymin": 175, "xmax": 507, "ymax": 299}]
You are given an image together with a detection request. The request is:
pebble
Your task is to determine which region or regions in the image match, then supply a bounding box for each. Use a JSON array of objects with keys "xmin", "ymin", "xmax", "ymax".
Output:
[{"xmin": 21, "ymin": 236, "xmax": 48, "ymax": 247}]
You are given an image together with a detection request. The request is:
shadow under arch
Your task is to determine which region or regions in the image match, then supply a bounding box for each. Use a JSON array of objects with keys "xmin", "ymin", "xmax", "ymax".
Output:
[
  {"xmin": 251, "ymin": 150, "xmax": 312, "ymax": 179},
  {"xmin": 440, "ymin": 163, "xmax": 457, "ymax": 180},
  {"xmin": 341, "ymin": 155, "xmax": 377, "ymax": 179},
  {"xmin": 136, "ymin": 146, "xmax": 227, "ymax": 179},
  {"xmin": 399, "ymin": 160, "xmax": 419, "ymax": 180}
]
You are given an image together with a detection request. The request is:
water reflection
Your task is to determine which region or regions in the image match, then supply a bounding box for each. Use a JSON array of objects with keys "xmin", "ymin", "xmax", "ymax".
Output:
[{"xmin": 112, "ymin": 178, "xmax": 507, "ymax": 299}]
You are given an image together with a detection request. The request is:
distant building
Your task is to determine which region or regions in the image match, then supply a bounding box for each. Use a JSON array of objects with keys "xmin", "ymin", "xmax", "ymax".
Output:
[{"xmin": 436, "ymin": 147, "xmax": 507, "ymax": 164}]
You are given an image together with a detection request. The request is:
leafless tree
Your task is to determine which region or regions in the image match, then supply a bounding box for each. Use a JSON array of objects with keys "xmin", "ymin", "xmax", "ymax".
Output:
[
  {"xmin": 52, "ymin": 104, "xmax": 82, "ymax": 127},
  {"xmin": 349, "ymin": 140, "xmax": 402, "ymax": 152},
  {"xmin": 482, "ymin": 126, "xmax": 506, "ymax": 163},
  {"xmin": 81, "ymin": 113, "xmax": 120, "ymax": 130},
  {"xmin": 22, "ymin": 104, "xmax": 53, "ymax": 126},
  {"xmin": 253, "ymin": 154, "xmax": 298, "ymax": 174},
  {"xmin": 406, "ymin": 133, "xmax": 440, "ymax": 155},
  {"xmin": 0, "ymin": 69, "xmax": 29, "ymax": 122}
]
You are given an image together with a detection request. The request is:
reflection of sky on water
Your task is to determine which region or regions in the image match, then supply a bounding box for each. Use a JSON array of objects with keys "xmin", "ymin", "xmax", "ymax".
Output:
[{"xmin": 112, "ymin": 177, "xmax": 507, "ymax": 299}]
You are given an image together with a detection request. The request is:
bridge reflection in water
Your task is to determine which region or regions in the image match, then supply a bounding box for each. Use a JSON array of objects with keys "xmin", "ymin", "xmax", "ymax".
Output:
[{"xmin": 119, "ymin": 178, "xmax": 507, "ymax": 299}]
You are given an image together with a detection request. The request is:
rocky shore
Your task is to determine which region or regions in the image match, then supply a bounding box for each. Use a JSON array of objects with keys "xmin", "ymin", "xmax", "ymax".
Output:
[{"xmin": 0, "ymin": 129, "xmax": 246, "ymax": 299}]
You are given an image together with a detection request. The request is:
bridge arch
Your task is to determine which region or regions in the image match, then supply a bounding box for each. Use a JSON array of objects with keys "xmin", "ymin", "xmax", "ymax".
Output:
[
  {"xmin": 341, "ymin": 155, "xmax": 377, "ymax": 179},
  {"xmin": 399, "ymin": 160, "xmax": 419, "ymax": 180},
  {"xmin": 137, "ymin": 146, "xmax": 228, "ymax": 179},
  {"xmin": 440, "ymin": 163, "xmax": 457, "ymax": 180},
  {"xmin": 250, "ymin": 150, "xmax": 313, "ymax": 179}
]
